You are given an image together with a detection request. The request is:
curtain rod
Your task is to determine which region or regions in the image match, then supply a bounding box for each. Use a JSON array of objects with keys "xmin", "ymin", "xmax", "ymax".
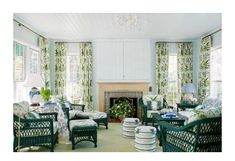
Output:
[
  {"xmin": 156, "ymin": 42, "xmax": 192, "ymax": 43},
  {"xmin": 14, "ymin": 19, "xmax": 46, "ymax": 39},
  {"xmin": 202, "ymin": 29, "xmax": 222, "ymax": 39},
  {"xmin": 55, "ymin": 41, "xmax": 92, "ymax": 43}
]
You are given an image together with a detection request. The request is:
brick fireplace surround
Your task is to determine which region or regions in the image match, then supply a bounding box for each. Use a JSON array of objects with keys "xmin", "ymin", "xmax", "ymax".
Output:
[{"xmin": 98, "ymin": 82, "xmax": 149, "ymax": 119}]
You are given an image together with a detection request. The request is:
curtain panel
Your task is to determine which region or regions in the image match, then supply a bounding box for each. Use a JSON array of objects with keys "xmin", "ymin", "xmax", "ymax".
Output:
[
  {"xmin": 39, "ymin": 37, "xmax": 50, "ymax": 88},
  {"xmin": 198, "ymin": 36, "xmax": 212, "ymax": 103},
  {"xmin": 177, "ymin": 43, "xmax": 193, "ymax": 102},
  {"xmin": 79, "ymin": 42, "xmax": 93, "ymax": 111},
  {"xmin": 156, "ymin": 43, "xmax": 169, "ymax": 95},
  {"xmin": 55, "ymin": 42, "xmax": 67, "ymax": 96}
]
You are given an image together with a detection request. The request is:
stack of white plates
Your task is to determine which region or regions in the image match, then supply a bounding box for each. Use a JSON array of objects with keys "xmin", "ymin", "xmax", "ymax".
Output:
[
  {"xmin": 122, "ymin": 118, "xmax": 140, "ymax": 138},
  {"xmin": 135, "ymin": 126, "xmax": 156, "ymax": 152}
]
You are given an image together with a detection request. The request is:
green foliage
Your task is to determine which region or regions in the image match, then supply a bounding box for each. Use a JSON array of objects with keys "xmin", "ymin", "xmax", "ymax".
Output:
[
  {"xmin": 40, "ymin": 87, "xmax": 51, "ymax": 101},
  {"xmin": 111, "ymin": 98, "xmax": 135, "ymax": 119}
]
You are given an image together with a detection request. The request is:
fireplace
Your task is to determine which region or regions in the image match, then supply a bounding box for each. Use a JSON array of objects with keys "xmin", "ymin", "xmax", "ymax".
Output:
[
  {"xmin": 104, "ymin": 91, "xmax": 143, "ymax": 119},
  {"xmin": 98, "ymin": 82, "xmax": 149, "ymax": 120}
]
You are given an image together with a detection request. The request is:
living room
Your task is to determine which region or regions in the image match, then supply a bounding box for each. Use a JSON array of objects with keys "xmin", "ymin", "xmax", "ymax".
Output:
[{"xmin": 11, "ymin": 12, "xmax": 222, "ymax": 153}]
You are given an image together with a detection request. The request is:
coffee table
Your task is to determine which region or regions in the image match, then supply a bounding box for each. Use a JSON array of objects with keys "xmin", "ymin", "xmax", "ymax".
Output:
[{"xmin": 151, "ymin": 112, "xmax": 186, "ymax": 146}]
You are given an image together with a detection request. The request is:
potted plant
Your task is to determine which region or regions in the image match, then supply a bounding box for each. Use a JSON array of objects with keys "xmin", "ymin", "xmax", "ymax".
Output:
[
  {"xmin": 111, "ymin": 98, "xmax": 135, "ymax": 121},
  {"xmin": 40, "ymin": 87, "xmax": 51, "ymax": 102}
]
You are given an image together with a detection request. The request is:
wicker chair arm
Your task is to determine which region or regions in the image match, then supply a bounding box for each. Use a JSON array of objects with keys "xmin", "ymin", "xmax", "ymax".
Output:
[
  {"xmin": 39, "ymin": 112, "xmax": 58, "ymax": 121},
  {"xmin": 62, "ymin": 107, "xmax": 70, "ymax": 119}
]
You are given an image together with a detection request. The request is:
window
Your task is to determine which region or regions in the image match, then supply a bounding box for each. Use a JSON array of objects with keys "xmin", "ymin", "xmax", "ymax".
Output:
[
  {"xmin": 30, "ymin": 49, "xmax": 39, "ymax": 74},
  {"xmin": 167, "ymin": 54, "xmax": 178, "ymax": 107},
  {"xmin": 66, "ymin": 46, "xmax": 81, "ymax": 103},
  {"xmin": 13, "ymin": 42, "xmax": 26, "ymax": 102},
  {"xmin": 210, "ymin": 47, "xmax": 222, "ymax": 97}
]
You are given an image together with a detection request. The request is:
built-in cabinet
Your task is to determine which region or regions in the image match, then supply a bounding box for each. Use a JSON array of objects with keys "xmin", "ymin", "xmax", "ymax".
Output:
[{"xmin": 96, "ymin": 39, "xmax": 151, "ymax": 82}]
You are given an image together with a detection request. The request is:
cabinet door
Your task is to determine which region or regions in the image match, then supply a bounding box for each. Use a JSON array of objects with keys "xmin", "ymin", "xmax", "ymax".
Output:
[
  {"xmin": 123, "ymin": 40, "xmax": 150, "ymax": 81},
  {"xmin": 96, "ymin": 40, "xmax": 124, "ymax": 81}
]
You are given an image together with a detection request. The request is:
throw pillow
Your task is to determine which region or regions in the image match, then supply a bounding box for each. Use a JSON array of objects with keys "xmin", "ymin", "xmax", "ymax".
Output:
[{"xmin": 24, "ymin": 111, "xmax": 40, "ymax": 119}]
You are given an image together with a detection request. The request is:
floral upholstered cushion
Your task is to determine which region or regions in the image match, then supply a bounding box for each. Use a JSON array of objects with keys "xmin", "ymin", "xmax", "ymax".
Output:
[
  {"xmin": 24, "ymin": 111, "xmax": 40, "ymax": 119},
  {"xmin": 85, "ymin": 111, "xmax": 107, "ymax": 119},
  {"xmin": 13, "ymin": 101, "xmax": 29, "ymax": 118},
  {"xmin": 69, "ymin": 110, "xmax": 84, "ymax": 119},
  {"xmin": 69, "ymin": 119, "xmax": 97, "ymax": 130}
]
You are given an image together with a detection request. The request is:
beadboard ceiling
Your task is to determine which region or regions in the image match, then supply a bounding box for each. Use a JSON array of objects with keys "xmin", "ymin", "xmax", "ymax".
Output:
[{"xmin": 14, "ymin": 13, "xmax": 221, "ymax": 41}]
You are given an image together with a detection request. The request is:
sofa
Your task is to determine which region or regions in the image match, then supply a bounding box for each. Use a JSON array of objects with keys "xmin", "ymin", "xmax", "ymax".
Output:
[{"xmin": 178, "ymin": 97, "xmax": 222, "ymax": 124}]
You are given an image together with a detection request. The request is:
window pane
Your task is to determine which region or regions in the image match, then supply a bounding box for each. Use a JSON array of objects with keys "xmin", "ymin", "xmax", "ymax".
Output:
[
  {"xmin": 30, "ymin": 50, "xmax": 39, "ymax": 74},
  {"xmin": 167, "ymin": 54, "xmax": 178, "ymax": 107},
  {"xmin": 13, "ymin": 42, "xmax": 25, "ymax": 81},
  {"xmin": 210, "ymin": 48, "xmax": 222, "ymax": 97},
  {"xmin": 66, "ymin": 54, "xmax": 81, "ymax": 103}
]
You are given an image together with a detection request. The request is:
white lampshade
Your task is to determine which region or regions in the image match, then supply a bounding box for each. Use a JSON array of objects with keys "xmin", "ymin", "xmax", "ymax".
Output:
[
  {"xmin": 182, "ymin": 83, "xmax": 196, "ymax": 94},
  {"xmin": 24, "ymin": 73, "xmax": 44, "ymax": 87}
]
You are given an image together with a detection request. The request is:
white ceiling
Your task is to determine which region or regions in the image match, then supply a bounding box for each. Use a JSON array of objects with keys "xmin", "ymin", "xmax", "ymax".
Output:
[{"xmin": 14, "ymin": 13, "xmax": 221, "ymax": 41}]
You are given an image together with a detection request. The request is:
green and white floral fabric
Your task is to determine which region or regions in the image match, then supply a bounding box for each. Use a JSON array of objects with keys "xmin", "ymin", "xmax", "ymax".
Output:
[
  {"xmin": 177, "ymin": 43, "xmax": 193, "ymax": 102},
  {"xmin": 55, "ymin": 43, "xmax": 67, "ymax": 95},
  {"xmin": 156, "ymin": 43, "xmax": 169, "ymax": 95},
  {"xmin": 39, "ymin": 37, "xmax": 50, "ymax": 87},
  {"xmin": 179, "ymin": 97, "xmax": 222, "ymax": 124},
  {"xmin": 79, "ymin": 43, "xmax": 93, "ymax": 111},
  {"xmin": 198, "ymin": 36, "xmax": 212, "ymax": 103},
  {"xmin": 13, "ymin": 101, "xmax": 29, "ymax": 118},
  {"xmin": 69, "ymin": 119, "xmax": 97, "ymax": 130}
]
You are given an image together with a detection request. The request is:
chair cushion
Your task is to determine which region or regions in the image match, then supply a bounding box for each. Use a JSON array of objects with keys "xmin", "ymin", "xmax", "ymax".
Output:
[
  {"xmin": 69, "ymin": 110, "xmax": 84, "ymax": 119},
  {"xmin": 69, "ymin": 119, "xmax": 97, "ymax": 130},
  {"xmin": 84, "ymin": 111, "xmax": 107, "ymax": 119},
  {"xmin": 13, "ymin": 101, "xmax": 29, "ymax": 119}
]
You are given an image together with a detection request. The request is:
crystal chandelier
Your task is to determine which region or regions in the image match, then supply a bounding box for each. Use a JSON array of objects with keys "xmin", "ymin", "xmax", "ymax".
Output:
[{"xmin": 113, "ymin": 13, "xmax": 148, "ymax": 31}]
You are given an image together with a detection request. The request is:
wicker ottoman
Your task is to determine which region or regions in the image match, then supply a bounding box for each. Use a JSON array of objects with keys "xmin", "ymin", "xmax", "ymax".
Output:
[
  {"xmin": 69, "ymin": 119, "xmax": 97, "ymax": 150},
  {"xmin": 135, "ymin": 126, "xmax": 156, "ymax": 152},
  {"xmin": 122, "ymin": 118, "xmax": 140, "ymax": 138}
]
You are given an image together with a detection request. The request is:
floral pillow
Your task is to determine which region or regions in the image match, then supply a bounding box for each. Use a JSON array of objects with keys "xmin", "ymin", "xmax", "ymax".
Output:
[
  {"xmin": 142, "ymin": 95, "xmax": 163, "ymax": 110},
  {"xmin": 187, "ymin": 108, "xmax": 221, "ymax": 124},
  {"xmin": 202, "ymin": 97, "xmax": 219, "ymax": 109},
  {"xmin": 13, "ymin": 101, "xmax": 29, "ymax": 119}
]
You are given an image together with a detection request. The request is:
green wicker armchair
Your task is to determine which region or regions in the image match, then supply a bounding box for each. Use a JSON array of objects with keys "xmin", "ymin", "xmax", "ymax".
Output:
[
  {"xmin": 13, "ymin": 112, "xmax": 59, "ymax": 152},
  {"xmin": 139, "ymin": 97, "xmax": 171, "ymax": 125},
  {"xmin": 158, "ymin": 117, "xmax": 222, "ymax": 152}
]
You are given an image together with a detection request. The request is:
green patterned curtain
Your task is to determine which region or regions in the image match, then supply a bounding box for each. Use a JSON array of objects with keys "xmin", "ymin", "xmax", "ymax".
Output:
[
  {"xmin": 177, "ymin": 43, "xmax": 193, "ymax": 102},
  {"xmin": 39, "ymin": 37, "xmax": 50, "ymax": 88},
  {"xmin": 156, "ymin": 43, "xmax": 169, "ymax": 95},
  {"xmin": 55, "ymin": 43, "xmax": 66, "ymax": 95},
  {"xmin": 198, "ymin": 36, "xmax": 212, "ymax": 103},
  {"xmin": 79, "ymin": 43, "xmax": 93, "ymax": 111}
]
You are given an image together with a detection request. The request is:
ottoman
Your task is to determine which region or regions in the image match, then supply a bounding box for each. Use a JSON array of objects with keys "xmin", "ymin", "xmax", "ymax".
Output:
[
  {"xmin": 69, "ymin": 119, "xmax": 97, "ymax": 150},
  {"xmin": 135, "ymin": 126, "xmax": 156, "ymax": 152},
  {"xmin": 122, "ymin": 118, "xmax": 140, "ymax": 138},
  {"xmin": 69, "ymin": 111, "xmax": 108, "ymax": 129}
]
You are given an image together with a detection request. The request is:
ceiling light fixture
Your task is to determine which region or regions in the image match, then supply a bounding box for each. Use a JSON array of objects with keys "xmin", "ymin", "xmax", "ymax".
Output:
[{"xmin": 113, "ymin": 13, "xmax": 148, "ymax": 32}]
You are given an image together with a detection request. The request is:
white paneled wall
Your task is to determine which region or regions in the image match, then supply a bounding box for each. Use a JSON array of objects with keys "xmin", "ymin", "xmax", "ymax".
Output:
[
  {"xmin": 96, "ymin": 40, "xmax": 124, "ymax": 80},
  {"xmin": 123, "ymin": 40, "xmax": 150, "ymax": 81},
  {"xmin": 95, "ymin": 39, "xmax": 151, "ymax": 82}
]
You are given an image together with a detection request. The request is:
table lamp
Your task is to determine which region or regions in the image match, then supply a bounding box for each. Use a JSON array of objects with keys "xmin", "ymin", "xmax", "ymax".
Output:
[
  {"xmin": 24, "ymin": 73, "xmax": 44, "ymax": 106},
  {"xmin": 181, "ymin": 83, "xmax": 197, "ymax": 104}
]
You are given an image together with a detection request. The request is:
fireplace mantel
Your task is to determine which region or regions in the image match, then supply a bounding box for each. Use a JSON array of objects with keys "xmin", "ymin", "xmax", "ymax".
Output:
[{"xmin": 98, "ymin": 82, "xmax": 149, "ymax": 112}]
